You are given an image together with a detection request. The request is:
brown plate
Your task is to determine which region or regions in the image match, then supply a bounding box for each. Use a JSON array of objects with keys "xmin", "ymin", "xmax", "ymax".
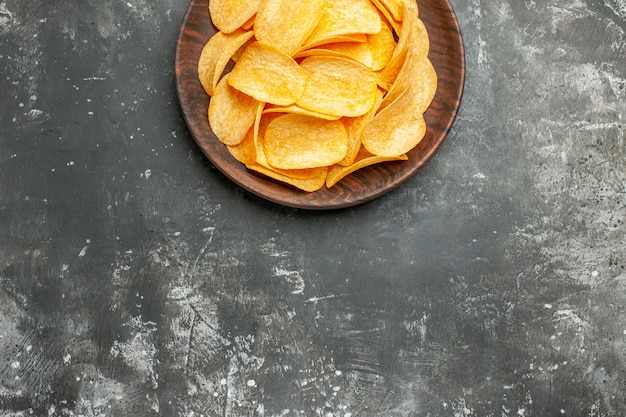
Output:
[{"xmin": 175, "ymin": 0, "xmax": 465, "ymax": 210}]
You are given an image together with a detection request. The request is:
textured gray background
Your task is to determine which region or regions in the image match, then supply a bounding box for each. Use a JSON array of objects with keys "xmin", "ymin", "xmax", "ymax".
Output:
[{"xmin": 1, "ymin": 0, "xmax": 625, "ymax": 416}]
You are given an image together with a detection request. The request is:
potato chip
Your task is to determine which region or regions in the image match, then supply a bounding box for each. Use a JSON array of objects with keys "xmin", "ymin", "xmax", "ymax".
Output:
[
  {"xmin": 302, "ymin": 0, "xmax": 382, "ymax": 50},
  {"xmin": 374, "ymin": 2, "xmax": 415, "ymax": 90},
  {"xmin": 264, "ymin": 114, "xmax": 348, "ymax": 169},
  {"xmin": 296, "ymin": 56, "xmax": 379, "ymax": 117},
  {"xmin": 254, "ymin": 0, "xmax": 325, "ymax": 56},
  {"xmin": 208, "ymin": 74, "xmax": 260, "ymax": 146},
  {"xmin": 369, "ymin": 0, "xmax": 400, "ymax": 34},
  {"xmin": 295, "ymin": 20, "xmax": 394, "ymax": 72},
  {"xmin": 339, "ymin": 88, "xmax": 384, "ymax": 166},
  {"xmin": 379, "ymin": 0, "xmax": 405, "ymax": 21},
  {"xmin": 367, "ymin": 19, "xmax": 397, "ymax": 71},
  {"xmin": 295, "ymin": 43, "xmax": 374, "ymax": 69},
  {"xmin": 326, "ymin": 147, "xmax": 408, "ymax": 188},
  {"xmin": 263, "ymin": 104, "xmax": 341, "ymax": 121},
  {"xmin": 227, "ymin": 125, "xmax": 256, "ymax": 164},
  {"xmin": 246, "ymin": 163, "xmax": 328, "ymax": 192},
  {"xmin": 198, "ymin": 29, "xmax": 255, "ymax": 96},
  {"xmin": 209, "ymin": 0, "xmax": 263, "ymax": 34},
  {"xmin": 228, "ymin": 42, "xmax": 308, "ymax": 106},
  {"xmin": 361, "ymin": 86, "xmax": 427, "ymax": 157},
  {"xmin": 380, "ymin": 52, "xmax": 437, "ymax": 114}
]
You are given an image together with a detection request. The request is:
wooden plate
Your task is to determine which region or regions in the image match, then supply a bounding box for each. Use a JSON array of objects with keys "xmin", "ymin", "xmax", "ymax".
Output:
[{"xmin": 175, "ymin": 0, "xmax": 465, "ymax": 210}]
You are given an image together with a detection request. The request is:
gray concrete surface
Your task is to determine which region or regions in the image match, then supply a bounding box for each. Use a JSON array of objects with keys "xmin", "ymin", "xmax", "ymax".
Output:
[{"xmin": 0, "ymin": 0, "xmax": 624, "ymax": 415}]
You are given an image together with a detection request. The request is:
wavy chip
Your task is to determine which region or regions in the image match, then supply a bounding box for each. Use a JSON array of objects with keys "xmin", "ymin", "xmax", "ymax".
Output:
[
  {"xmin": 208, "ymin": 74, "xmax": 260, "ymax": 146},
  {"xmin": 326, "ymin": 147, "xmax": 408, "ymax": 188},
  {"xmin": 302, "ymin": 0, "xmax": 382, "ymax": 49},
  {"xmin": 361, "ymin": 86, "xmax": 428, "ymax": 157},
  {"xmin": 297, "ymin": 56, "xmax": 379, "ymax": 117},
  {"xmin": 228, "ymin": 42, "xmax": 308, "ymax": 106},
  {"xmin": 264, "ymin": 114, "xmax": 348, "ymax": 169},
  {"xmin": 254, "ymin": 0, "xmax": 325, "ymax": 56},
  {"xmin": 209, "ymin": 0, "xmax": 263, "ymax": 34},
  {"xmin": 198, "ymin": 29, "xmax": 255, "ymax": 96}
]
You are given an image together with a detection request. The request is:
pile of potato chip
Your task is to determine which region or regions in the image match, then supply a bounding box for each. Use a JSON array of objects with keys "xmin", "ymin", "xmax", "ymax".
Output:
[{"xmin": 198, "ymin": 0, "xmax": 437, "ymax": 191}]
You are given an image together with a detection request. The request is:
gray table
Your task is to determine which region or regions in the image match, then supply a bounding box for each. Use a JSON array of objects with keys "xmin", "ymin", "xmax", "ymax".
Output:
[{"xmin": 1, "ymin": 0, "xmax": 624, "ymax": 415}]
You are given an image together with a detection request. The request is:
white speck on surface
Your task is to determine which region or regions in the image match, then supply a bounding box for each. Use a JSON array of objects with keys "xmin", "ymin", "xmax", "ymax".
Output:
[
  {"xmin": 273, "ymin": 266, "xmax": 305, "ymax": 294},
  {"xmin": 544, "ymin": 304, "xmax": 552, "ymax": 309},
  {"xmin": 63, "ymin": 353, "xmax": 71, "ymax": 364},
  {"xmin": 591, "ymin": 270, "xmax": 599, "ymax": 277},
  {"xmin": 10, "ymin": 360, "xmax": 20, "ymax": 369},
  {"xmin": 246, "ymin": 379, "xmax": 256, "ymax": 387},
  {"xmin": 144, "ymin": 169, "xmax": 152, "ymax": 179},
  {"xmin": 78, "ymin": 244, "xmax": 89, "ymax": 257}
]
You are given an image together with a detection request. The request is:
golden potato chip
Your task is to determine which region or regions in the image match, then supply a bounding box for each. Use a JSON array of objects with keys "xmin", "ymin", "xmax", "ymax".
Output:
[
  {"xmin": 228, "ymin": 42, "xmax": 308, "ymax": 106},
  {"xmin": 264, "ymin": 114, "xmax": 348, "ymax": 169},
  {"xmin": 302, "ymin": 0, "xmax": 382, "ymax": 50},
  {"xmin": 295, "ymin": 20, "xmax": 394, "ymax": 72},
  {"xmin": 263, "ymin": 104, "xmax": 341, "ymax": 120},
  {"xmin": 209, "ymin": 0, "xmax": 263, "ymax": 34},
  {"xmin": 296, "ymin": 56, "xmax": 379, "ymax": 117},
  {"xmin": 198, "ymin": 29, "xmax": 255, "ymax": 96},
  {"xmin": 361, "ymin": 86, "xmax": 427, "ymax": 157},
  {"xmin": 380, "ymin": 53, "xmax": 437, "ymax": 114},
  {"xmin": 295, "ymin": 43, "xmax": 374, "ymax": 69},
  {"xmin": 374, "ymin": 0, "xmax": 417, "ymax": 90},
  {"xmin": 241, "ymin": 14, "xmax": 256, "ymax": 31},
  {"xmin": 326, "ymin": 147, "xmax": 408, "ymax": 187},
  {"xmin": 227, "ymin": 125, "xmax": 256, "ymax": 164},
  {"xmin": 208, "ymin": 74, "xmax": 260, "ymax": 146},
  {"xmin": 253, "ymin": 114, "xmax": 328, "ymax": 180},
  {"xmin": 339, "ymin": 88, "xmax": 384, "ymax": 166},
  {"xmin": 254, "ymin": 0, "xmax": 325, "ymax": 56},
  {"xmin": 367, "ymin": 19, "xmax": 397, "ymax": 71},
  {"xmin": 369, "ymin": 0, "xmax": 401, "ymax": 34},
  {"xmin": 379, "ymin": 0, "xmax": 405, "ymax": 21},
  {"xmin": 246, "ymin": 163, "xmax": 328, "ymax": 192}
]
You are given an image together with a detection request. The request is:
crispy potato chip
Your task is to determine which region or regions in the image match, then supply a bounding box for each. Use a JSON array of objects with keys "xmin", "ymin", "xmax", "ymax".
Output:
[
  {"xmin": 227, "ymin": 125, "xmax": 256, "ymax": 164},
  {"xmin": 295, "ymin": 43, "xmax": 374, "ymax": 69},
  {"xmin": 326, "ymin": 147, "xmax": 408, "ymax": 187},
  {"xmin": 367, "ymin": 19, "xmax": 397, "ymax": 71},
  {"xmin": 241, "ymin": 14, "xmax": 256, "ymax": 31},
  {"xmin": 198, "ymin": 29, "xmax": 255, "ymax": 96},
  {"xmin": 208, "ymin": 74, "xmax": 260, "ymax": 146},
  {"xmin": 228, "ymin": 42, "xmax": 308, "ymax": 106},
  {"xmin": 264, "ymin": 114, "xmax": 348, "ymax": 169},
  {"xmin": 361, "ymin": 86, "xmax": 427, "ymax": 157},
  {"xmin": 295, "ymin": 20, "xmax": 394, "ymax": 72},
  {"xmin": 209, "ymin": 0, "xmax": 263, "ymax": 34},
  {"xmin": 370, "ymin": 0, "xmax": 401, "ymax": 34},
  {"xmin": 375, "ymin": 0, "xmax": 417, "ymax": 90},
  {"xmin": 254, "ymin": 0, "xmax": 325, "ymax": 56},
  {"xmin": 296, "ymin": 56, "xmax": 379, "ymax": 117},
  {"xmin": 339, "ymin": 88, "xmax": 384, "ymax": 166},
  {"xmin": 379, "ymin": 0, "xmax": 404, "ymax": 21},
  {"xmin": 380, "ymin": 52, "xmax": 437, "ymax": 114},
  {"xmin": 253, "ymin": 114, "xmax": 328, "ymax": 180},
  {"xmin": 246, "ymin": 163, "xmax": 328, "ymax": 192},
  {"xmin": 263, "ymin": 104, "xmax": 341, "ymax": 120},
  {"xmin": 302, "ymin": 0, "xmax": 382, "ymax": 49}
]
